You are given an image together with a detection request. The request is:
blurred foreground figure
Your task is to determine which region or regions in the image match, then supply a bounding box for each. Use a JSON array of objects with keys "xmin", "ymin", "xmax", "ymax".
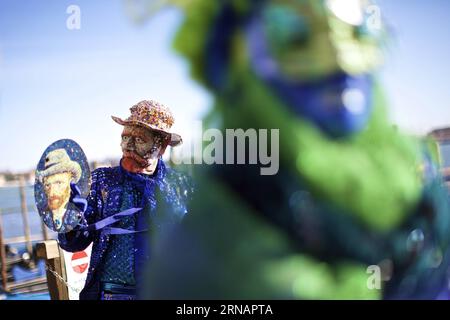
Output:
[{"xmin": 143, "ymin": 0, "xmax": 450, "ymax": 299}]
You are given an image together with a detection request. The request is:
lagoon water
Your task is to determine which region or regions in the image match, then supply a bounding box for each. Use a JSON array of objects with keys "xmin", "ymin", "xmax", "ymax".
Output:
[{"xmin": 0, "ymin": 185, "xmax": 48, "ymax": 239}]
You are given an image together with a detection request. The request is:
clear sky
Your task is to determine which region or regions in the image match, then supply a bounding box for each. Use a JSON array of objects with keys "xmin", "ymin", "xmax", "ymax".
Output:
[
  {"xmin": 377, "ymin": 0, "xmax": 450, "ymax": 135},
  {"xmin": 0, "ymin": 0, "xmax": 449, "ymax": 172}
]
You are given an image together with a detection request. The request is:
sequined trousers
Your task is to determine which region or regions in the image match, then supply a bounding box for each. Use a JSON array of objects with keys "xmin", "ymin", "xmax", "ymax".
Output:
[{"xmin": 100, "ymin": 282, "xmax": 137, "ymax": 300}]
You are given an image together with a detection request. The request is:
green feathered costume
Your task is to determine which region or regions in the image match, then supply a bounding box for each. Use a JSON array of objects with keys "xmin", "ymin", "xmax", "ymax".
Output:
[{"xmin": 143, "ymin": 0, "xmax": 450, "ymax": 299}]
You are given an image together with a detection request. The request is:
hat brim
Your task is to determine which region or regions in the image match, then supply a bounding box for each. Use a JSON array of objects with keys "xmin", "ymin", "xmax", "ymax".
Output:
[
  {"xmin": 37, "ymin": 162, "xmax": 82, "ymax": 184},
  {"xmin": 112, "ymin": 116, "xmax": 182, "ymax": 147}
]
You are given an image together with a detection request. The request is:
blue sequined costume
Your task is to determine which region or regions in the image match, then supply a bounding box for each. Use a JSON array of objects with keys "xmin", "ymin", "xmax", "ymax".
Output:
[
  {"xmin": 58, "ymin": 159, "xmax": 192, "ymax": 300},
  {"xmin": 100, "ymin": 181, "xmax": 139, "ymax": 286}
]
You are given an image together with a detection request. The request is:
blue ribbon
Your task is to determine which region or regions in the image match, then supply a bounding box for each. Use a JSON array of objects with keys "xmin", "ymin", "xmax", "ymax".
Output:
[
  {"xmin": 103, "ymin": 227, "xmax": 148, "ymax": 235},
  {"xmin": 79, "ymin": 207, "xmax": 143, "ymax": 234},
  {"xmin": 75, "ymin": 160, "xmax": 166, "ymax": 236}
]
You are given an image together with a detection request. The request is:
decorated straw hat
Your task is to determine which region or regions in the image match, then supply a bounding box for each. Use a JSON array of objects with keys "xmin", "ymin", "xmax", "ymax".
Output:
[
  {"xmin": 36, "ymin": 149, "xmax": 82, "ymax": 184},
  {"xmin": 112, "ymin": 100, "xmax": 182, "ymax": 147}
]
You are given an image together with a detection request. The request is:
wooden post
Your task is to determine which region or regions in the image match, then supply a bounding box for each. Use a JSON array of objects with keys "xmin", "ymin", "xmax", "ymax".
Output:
[
  {"xmin": 0, "ymin": 209, "xmax": 8, "ymax": 292},
  {"xmin": 19, "ymin": 176, "xmax": 32, "ymax": 254},
  {"xmin": 41, "ymin": 220, "xmax": 49, "ymax": 241},
  {"xmin": 36, "ymin": 240, "xmax": 69, "ymax": 300}
]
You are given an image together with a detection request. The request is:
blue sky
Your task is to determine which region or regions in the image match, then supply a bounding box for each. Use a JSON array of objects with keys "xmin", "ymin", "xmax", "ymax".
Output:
[
  {"xmin": 0, "ymin": 0, "xmax": 212, "ymax": 171},
  {"xmin": 0, "ymin": 0, "xmax": 449, "ymax": 171},
  {"xmin": 377, "ymin": 0, "xmax": 450, "ymax": 135}
]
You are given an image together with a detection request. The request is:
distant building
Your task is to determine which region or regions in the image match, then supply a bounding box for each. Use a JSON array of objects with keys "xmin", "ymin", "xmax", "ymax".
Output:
[
  {"xmin": 430, "ymin": 127, "xmax": 450, "ymax": 142},
  {"xmin": 429, "ymin": 127, "xmax": 450, "ymax": 191},
  {"xmin": 90, "ymin": 158, "xmax": 120, "ymax": 170},
  {"xmin": 26, "ymin": 171, "xmax": 36, "ymax": 185}
]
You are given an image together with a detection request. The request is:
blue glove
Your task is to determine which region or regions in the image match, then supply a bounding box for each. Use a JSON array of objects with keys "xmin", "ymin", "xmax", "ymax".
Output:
[{"xmin": 70, "ymin": 182, "xmax": 88, "ymax": 214}]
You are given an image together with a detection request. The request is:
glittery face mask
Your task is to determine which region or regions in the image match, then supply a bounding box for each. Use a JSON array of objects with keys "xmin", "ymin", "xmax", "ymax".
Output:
[
  {"xmin": 121, "ymin": 126, "xmax": 166, "ymax": 167},
  {"xmin": 245, "ymin": 0, "xmax": 386, "ymax": 138}
]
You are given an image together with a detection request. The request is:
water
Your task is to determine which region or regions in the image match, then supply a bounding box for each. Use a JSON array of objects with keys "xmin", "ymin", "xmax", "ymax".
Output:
[
  {"xmin": 1, "ymin": 185, "xmax": 52, "ymax": 300},
  {"xmin": 0, "ymin": 185, "xmax": 52, "ymax": 238},
  {"xmin": 6, "ymin": 292, "xmax": 50, "ymax": 300}
]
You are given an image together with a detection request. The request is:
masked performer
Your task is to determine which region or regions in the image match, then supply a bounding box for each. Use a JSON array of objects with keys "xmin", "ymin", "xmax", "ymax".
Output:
[{"xmin": 58, "ymin": 100, "xmax": 192, "ymax": 300}]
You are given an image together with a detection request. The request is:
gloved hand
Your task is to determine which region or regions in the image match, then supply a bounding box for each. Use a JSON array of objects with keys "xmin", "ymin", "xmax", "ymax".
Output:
[
  {"xmin": 70, "ymin": 182, "xmax": 88, "ymax": 214},
  {"xmin": 67, "ymin": 182, "xmax": 89, "ymax": 235}
]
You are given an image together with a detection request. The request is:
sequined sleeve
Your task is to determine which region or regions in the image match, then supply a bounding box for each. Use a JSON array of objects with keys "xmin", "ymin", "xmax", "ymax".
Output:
[{"xmin": 162, "ymin": 168, "xmax": 194, "ymax": 221}]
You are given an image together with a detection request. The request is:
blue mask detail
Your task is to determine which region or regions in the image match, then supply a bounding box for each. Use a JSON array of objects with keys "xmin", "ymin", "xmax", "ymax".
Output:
[{"xmin": 246, "ymin": 12, "xmax": 374, "ymax": 138}]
